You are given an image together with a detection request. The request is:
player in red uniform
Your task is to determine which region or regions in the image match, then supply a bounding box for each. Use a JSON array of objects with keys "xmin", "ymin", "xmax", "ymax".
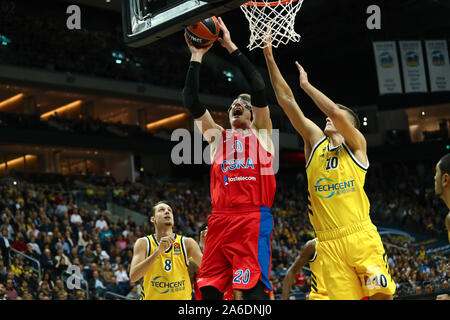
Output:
[{"xmin": 182, "ymin": 17, "xmax": 276, "ymax": 300}]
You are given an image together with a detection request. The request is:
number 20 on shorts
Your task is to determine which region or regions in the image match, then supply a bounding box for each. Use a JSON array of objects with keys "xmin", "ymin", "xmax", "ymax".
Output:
[{"xmin": 233, "ymin": 269, "xmax": 250, "ymax": 284}]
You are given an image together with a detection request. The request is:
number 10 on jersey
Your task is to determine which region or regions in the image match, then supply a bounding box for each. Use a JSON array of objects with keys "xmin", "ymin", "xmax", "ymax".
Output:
[{"xmin": 326, "ymin": 157, "xmax": 338, "ymax": 170}]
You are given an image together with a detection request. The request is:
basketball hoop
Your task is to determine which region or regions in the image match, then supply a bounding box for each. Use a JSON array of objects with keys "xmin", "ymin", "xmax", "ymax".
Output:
[{"xmin": 240, "ymin": 0, "xmax": 305, "ymax": 50}]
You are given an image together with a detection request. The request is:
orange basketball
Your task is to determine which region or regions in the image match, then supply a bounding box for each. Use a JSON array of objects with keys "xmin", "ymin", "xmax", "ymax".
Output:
[{"xmin": 185, "ymin": 16, "xmax": 220, "ymax": 48}]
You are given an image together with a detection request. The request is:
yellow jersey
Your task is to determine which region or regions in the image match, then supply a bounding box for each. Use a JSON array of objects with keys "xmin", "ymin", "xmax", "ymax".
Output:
[
  {"xmin": 308, "ymin": 239, "xmax": 328, "ymax": 300},
  {"xmin": 140, "ymin": 234, "xmax": 192, "ymax": 300},
  {"xmin": 306, "ymin": 137, "xmax": 371, "ymax": 231}
]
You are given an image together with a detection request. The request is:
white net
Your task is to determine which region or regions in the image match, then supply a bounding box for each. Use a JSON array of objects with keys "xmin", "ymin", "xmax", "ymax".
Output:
[{"xmin": 240, "ymin": 0, "xmax": 305, "ymax": 50}]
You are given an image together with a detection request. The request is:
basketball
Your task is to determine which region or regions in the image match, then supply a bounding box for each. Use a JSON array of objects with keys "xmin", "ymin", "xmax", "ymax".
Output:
[{"xmin": 185, "ymin": 16, "xmax": 220, "ymax": 48}]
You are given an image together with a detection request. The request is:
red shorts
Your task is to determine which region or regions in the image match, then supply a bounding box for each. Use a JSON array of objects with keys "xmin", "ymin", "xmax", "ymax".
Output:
[{"xmin": 197, "ymin": 206, "xmax": 273, "ymax": 293}]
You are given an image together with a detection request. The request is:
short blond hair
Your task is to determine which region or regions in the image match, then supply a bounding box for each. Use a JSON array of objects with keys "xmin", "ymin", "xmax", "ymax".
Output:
[{"xmin": 237, "ymin": 93, "xmax": 251, "ymax": 103}]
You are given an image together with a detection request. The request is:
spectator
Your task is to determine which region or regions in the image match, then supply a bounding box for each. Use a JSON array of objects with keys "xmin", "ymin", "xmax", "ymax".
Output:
[
  {"xmin": 73, "ymin": 289, "xmax": 86, "ymax": 300},
  {"xmin": 114, "ymin": 263, "xmax": 130, "ymax": 293},
  {"xmin": 125, "ymin": 285, "xmax": 140, "ymax": 300},
  {"xmin": 424, "ymin": 282, "xmax": 434, "ymax": 294},
  {"xmin": 0, "ymin": 228, "xmax": 11, "ymax": 264},
  {"xmin": 106, "ymin": 276, "xmax": 124, "ymax": 296},
  {"xmin": 55, "ymin": 255, "xmax": 71, "ymax": 277},
  {"xmin": 81, "ymin": 245, "xmax": 97, "ymax": 266},
  {"xmin": 94, "ymin": 244, "xmax": 110, "ymax": 262},
  {"xmin": 95, "ymin": 214, "xmax": 108, "ymax": 231},
  {"xmin": 0, "ymin": 258, "xmax": 7, "ymax": 283},
  {"xmin": 10, "ymin": 257, "xmax": 24, "ymax": 277},
  {"xmin": 56, "ymin": 200, "xmax": 68, "ymax": 216},
  {"xmin": 52, "ymin": 279, "xmax": 67, "ymax": 299},
  {"xmin": 22, "ymin": 292, "xmax": 34, "ymax": 300},
  {"xmin": 5, "ymin": 279, "xmax": 19, "ymax": 300},
  {"xmin": 89, "ymin": 270, "xmax": 106, "ymax": 299},
  {"xmin": 100, "ymin": 227, "xmax": 113, "ymax": 242},
  {"xmin": 77, "ymin": 230, "xmax": 92, "ymax": 251},
  {"xmin": 40, "ymin": 248, "xmax": 57, "ymax": 276},
  {"xmin": 27, "ymin": 236, "xmax": 41, "ymax": 255},
  {"xmin": 37, "ymin": 281, "xmax": 52, "ymax": 300},
  {"xmin": 1, "ymin": 219, "xmax": 15, "ymax": 240},
  {"xmin": 70, "ymin": 208, "xmax": 83, "ymax": 225},
  {"xmin": 11, "ymin": 232, "xmax": 27, "ymax": 252},
  {"xmin": 91, "ymin": 204, "xmax": 100, "ymax": 217},
  {"xmin": 126, "ymin": 216, "xmax": 136, "ymax": 230},
  {"xmin": 56, "ymin": 290, "xmax": 67, "ymax": 300},
  {"xmin": 122, "ymin": 224, "xmax": 131, "ymax": 239},
  {"xmin": 21, "ymin": 271, "xmax": 38, "ymax": 293},
  {"xmin": 69, "ymin": 246, "xmax": 80, "ymax": 262},
  {"xmin": 115, "ymin": 234, "xmax": 127, "ymax": 250},
  {"xmin": 0, "ymin": 283, "xmax": 8, "ymax": 300},
  {"xmin": 101, "ymin": 262, "xmax": 114, "ymax": 284},
  {"xmin": 111, "ymin": 256, "xmax": 122, "ymax": 272},
  {"xmin": 17, "ymin": 279, "xmax": 34, "ymax": 299},
  {"xmin": 55, "ymin": 248, "xmax": 72, "ymax": 268},
  {"xmin": 26, "ymin": 223, "xmax": 40, "ymax": 240},
  {"xmin": 101, "ymin": 234, "xmax": 114, "ymax": 253},
  {"xmin": 55, "ymin": 236, "xmax": 71, "ymax": 255}
]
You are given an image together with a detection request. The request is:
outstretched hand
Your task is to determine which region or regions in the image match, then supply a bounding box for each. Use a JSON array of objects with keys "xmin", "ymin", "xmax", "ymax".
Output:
[
  {"xmin": 295, "ymin": 61, "xmax": 309, "ymax": 89},
  {"xmin": 262, "ymin": 25, "xmax": 273, "ymax": 56},
  {"xmin": 184, "ymin": 32, "xmax": 213, "ymax": 62},
  {"xmin": 216, "ymin": 17, "xmax": 237, "ymax": 54}
]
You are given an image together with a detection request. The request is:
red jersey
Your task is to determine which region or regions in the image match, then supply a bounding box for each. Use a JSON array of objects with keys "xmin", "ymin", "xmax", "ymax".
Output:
[{"xmin": 210, "ymin": 128, "xmax": 276, "ymax": 210}]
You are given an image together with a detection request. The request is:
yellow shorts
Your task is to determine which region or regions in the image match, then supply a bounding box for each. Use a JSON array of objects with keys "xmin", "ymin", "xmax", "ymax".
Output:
[{"xmin": 316, "ymin": 219, "xmax": 396, "ymax": 300}]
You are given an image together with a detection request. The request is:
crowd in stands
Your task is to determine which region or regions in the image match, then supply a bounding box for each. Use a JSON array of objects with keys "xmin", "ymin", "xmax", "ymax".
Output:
[{"xmin": 1, "ymin": 161, "xmax": 448, "ymax": 300}]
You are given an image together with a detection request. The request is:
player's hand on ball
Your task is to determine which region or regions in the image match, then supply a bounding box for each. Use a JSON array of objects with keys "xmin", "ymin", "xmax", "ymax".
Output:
[
  {"xmin": 295, "ymin": 61, "xmax": 309, "ymax": 89},
  {"xmin": 216, "ymin": 17, "xmax": 235, "ymax": 52},
  {"xmin": 436, "ymin": 294, "xmax": 450, "ymax": 300},
  {"xmin": 158, "ymin": 236, "xmax": 174, "ymax": 252},
  {"xmin": 184, "ymin": 32, "xmax": 213, "ymax": 58}
]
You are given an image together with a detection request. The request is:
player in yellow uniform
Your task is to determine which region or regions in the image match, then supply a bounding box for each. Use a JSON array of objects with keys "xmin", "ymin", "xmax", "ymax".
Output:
[
  {"xmin": 434, "ymin": 153, "xmax": 450, "ymax": 300},
  {"xmin": 263, "ymin": 40, "xmax": 395, "ymax": 300},
  {"xmin": 129, "ymin": 201, "xmax": 204, "ymax": 300},
  {"xmin": 282, "ymin": 238, "xmax": 328, "ymax": 300}
]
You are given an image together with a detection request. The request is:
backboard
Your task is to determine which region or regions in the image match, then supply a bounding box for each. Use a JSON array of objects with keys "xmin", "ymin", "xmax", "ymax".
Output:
[{"xmin": 122, "ymin": 0, "xmax": 246, "ymax": 47}]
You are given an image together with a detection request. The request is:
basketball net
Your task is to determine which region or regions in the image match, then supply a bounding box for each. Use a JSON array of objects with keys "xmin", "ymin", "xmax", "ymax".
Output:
[{"xmin": 240, "ymin": 0, "xmax": 305, "ymax": 50}]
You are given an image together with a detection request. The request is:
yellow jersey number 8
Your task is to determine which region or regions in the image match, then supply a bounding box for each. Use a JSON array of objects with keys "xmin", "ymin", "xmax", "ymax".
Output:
[{"xmin": 164, "ymin": 259, "xmax": 172, "ymax": 272}]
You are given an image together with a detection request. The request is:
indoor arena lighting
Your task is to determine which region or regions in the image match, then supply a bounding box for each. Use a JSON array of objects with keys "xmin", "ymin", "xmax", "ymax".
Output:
[
  {"xmin": 0, "ymin": 154, "xmax": 37, "ymax": 171},
  {"xmin": 146, "ymin": 113, "xmax": 187, "ymax": 131},
  {"xmin": 0, "ymin": 93, "xmax": 24, "ymax": 110},
  {"xmin": 40, "ymin": 100, "xmax": 83, "ymax": 120}
]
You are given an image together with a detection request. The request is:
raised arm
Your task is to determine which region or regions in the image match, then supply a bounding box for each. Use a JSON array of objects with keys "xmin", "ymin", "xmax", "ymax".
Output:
[
  {"xmin": 296, "ymin": 62, "xmax": 367, "ymax": 161},
  {"xmin": 216, "ymin": 17, "xmax": 271, "ymax": 131},
  {"xmin": 281, "ymin": 239, "xmax": 316, "ymax": 300},
  {"xmin": 263, "ymin": 44, "xmax": 324, "ymax": 158},
  {"xmin": 182, "ymin": 33, "xmax": 223, "ymax": 144}
]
